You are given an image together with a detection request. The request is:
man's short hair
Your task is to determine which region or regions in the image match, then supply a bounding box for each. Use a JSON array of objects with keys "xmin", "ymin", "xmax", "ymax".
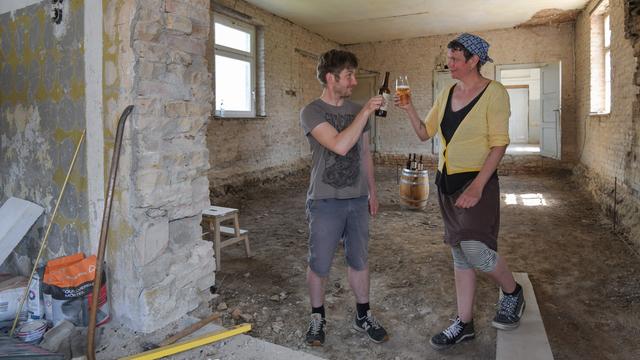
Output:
[
  {"xmin": 317, "ymin": 49, "xmax": 358, "ymax": 86},
  {"xmin": 447, "ymin": 40, "xmax": 482, "ymax": 72}
]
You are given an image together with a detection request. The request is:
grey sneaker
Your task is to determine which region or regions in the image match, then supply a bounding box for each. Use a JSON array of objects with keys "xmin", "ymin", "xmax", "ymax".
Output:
[
  {"xmin": 492, "ymin": 285, "xmax": 526, "ymax": 330},
  {"xmin": 305, "ymin": 313, "xmax": 326, "ymax": 346},
  {"xmin": 353, "ymin": 310, "xmax": 389, "ymax": 343},
  {"xmin": 430, "ymin": 317, "xmax": 475, "ymax": 350}
]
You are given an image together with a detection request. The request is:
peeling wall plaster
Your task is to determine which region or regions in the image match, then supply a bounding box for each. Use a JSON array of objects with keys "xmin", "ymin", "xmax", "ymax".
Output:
[{"xmin": 0, "ymin": 0, "xmax": 88, "ymax": 274}]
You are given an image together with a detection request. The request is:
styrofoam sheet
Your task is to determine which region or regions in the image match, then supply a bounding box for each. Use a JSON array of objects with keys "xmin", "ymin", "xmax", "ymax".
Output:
[{"xmin": 0, "ymin": 197, "xmax": 44, "ymax": 266}]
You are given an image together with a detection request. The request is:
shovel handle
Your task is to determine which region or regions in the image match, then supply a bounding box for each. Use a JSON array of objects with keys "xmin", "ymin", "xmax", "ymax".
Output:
[{"xmin": 159, "ymin": 312, "xmax": 221, "ymax": 347}]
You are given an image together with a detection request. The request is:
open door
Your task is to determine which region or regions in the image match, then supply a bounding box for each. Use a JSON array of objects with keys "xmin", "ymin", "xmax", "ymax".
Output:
[
  {"xmin": 506, "ymin": 86, "xmax": 530, "ymax": 144},
  {"xmin": 540, "ymin": 63, "xmax": 561, "ymax": 159}
]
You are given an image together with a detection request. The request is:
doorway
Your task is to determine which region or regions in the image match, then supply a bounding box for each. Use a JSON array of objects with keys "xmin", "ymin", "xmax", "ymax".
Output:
[
  {"xmin": 506, "ymin": 85, "xmax": 530, "ymax": 144},
  {"xmin": 497, "ymin": 63, "xmax": 562, "ymax": 159}
]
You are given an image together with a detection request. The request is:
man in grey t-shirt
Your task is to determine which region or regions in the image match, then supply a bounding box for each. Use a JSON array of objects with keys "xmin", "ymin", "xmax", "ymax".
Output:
[{"xmin": 299, "ymin": 49, "xmax": 389, "ymax": 346}]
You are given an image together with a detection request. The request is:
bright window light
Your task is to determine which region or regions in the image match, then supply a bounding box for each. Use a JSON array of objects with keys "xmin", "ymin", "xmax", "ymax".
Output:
[
  {"xmin": 214, "ymin": 14, "xmax": 256, "ymax": 117},
  {"xmin": 505, "ymin": 194, "xmax": 518, "ymax": 205},
  {"xmin": 215, "ymin": 23, "xmax": 251, "ymax": 52},
  {"xmin": 604, "ymin": 15, "xmax": 611, "ymax": 47},
  {"xmin": 215, "ymin": 55, "xmax": 252, "ymax": 112},
  {"xmin": 589, "ymin": 4, "xmax": 611, "ymax": 114},
  {"xmin": 503, "ymin": 193, "xmax": 548, "ymax": 206},
  {"xmin": 521, "ymin": 193, "xmax": 547, "ymax": 206}
]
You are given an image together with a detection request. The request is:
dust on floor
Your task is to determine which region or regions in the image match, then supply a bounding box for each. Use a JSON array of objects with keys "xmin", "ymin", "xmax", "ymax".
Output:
[{"xmin": 207, "ymin": 166, "xmax": 640, "ymax": 360}]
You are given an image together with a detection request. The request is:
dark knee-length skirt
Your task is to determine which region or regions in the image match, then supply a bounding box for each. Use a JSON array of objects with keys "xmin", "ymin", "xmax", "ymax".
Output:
[{"xmin": 437, "ymin": 176, "xmax": 500, "ymax": 251}]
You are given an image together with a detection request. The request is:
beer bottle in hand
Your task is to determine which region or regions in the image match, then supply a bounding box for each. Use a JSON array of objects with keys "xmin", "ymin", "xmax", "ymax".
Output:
[{"xmin": 375, "ymin": 72, "xmax": 391, "ymax": 117}]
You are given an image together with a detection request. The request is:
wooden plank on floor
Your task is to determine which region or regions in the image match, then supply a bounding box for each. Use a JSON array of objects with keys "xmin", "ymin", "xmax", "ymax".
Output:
[{"xmin": 496, "ymin": 272, "xmax": 554, "ymax": 360}]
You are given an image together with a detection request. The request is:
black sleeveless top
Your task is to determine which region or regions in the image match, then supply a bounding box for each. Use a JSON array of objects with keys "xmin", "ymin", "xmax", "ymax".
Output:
[{"xmin": 435, "ymin": 83, "xmax": 497, "ymax": 195}]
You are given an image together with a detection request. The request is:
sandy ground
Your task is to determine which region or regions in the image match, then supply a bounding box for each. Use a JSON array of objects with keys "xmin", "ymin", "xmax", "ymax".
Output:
[{"xmin": 206, "ymin": 165, "xmax": 640, "ymax": 360}]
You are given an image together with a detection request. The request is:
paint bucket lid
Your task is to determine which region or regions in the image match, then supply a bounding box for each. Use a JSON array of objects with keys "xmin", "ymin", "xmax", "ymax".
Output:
[{"xmin": 16, "ymin": 319, "xmax": 48, "ymax": 343}]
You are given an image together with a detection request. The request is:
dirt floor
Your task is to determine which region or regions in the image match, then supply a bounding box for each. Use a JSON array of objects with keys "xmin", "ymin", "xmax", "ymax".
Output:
[{"xmin": 208, "ymin": 165, "xmax": 640, "ymax": 360}]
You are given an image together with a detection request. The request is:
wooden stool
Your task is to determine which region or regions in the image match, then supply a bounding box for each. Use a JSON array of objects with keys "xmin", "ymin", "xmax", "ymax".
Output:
[{"xmin": 202, "ymin": 205, "xmax": 251, "ymax": 270}]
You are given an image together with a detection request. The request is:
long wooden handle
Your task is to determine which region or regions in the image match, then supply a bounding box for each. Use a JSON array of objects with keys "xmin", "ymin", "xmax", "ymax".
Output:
[
  {"xmin": 159, "ymin": 312, "xmax": 221, "ymax": 347},
  {"xmin": 87, "ymin": 105, "xmax": 134, "ymax": 360}
]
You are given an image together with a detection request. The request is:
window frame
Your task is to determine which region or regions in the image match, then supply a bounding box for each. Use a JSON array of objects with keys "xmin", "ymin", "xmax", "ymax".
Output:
[
  {"xmin": 589, "ymin": 2, "xmax": 611, "ymax": 115},
  {"xmin": 213, "ymin": 13, "xmax": 257, "ymax": 118},
  {"xmin": 603, "ymin": 13, "xmax": 611, "ymax": 114}
]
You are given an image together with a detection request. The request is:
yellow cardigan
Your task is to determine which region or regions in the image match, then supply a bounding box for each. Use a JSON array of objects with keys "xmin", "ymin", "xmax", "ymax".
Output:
[{"xmin": 423, "ymin": 80, "xmax": 510, "ymax": 174}]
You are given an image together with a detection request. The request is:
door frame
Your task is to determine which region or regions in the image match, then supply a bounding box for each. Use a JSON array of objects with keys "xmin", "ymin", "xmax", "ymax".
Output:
[{"xmin": 496, "ymin": 62, "xmax": 561, "ymax": 159}]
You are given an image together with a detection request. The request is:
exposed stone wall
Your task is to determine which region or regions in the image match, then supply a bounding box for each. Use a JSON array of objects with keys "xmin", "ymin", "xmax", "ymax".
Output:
[
  {"xmin": 206, "ymin": 0, "xmax": 339, "ymax": 195},
  {"xmin": 0, "ymin": 0, "xmax": 88, "ymax": 274},
  {"xmin": 345, "ymin": 24, "xmax": 577, "ymax": 162},
  {"xmin": 104, "ymin": 0, "xmax": 214, "ymax": 332},
  {"xmin": 575, "ymin": 0, "xmax": 640, "ymax": 248}
]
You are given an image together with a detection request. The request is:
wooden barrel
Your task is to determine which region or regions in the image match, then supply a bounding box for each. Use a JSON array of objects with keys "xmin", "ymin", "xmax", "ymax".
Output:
[{"xmin": 399, "ymin": 168, "xmax": 429, "ymax": 210}]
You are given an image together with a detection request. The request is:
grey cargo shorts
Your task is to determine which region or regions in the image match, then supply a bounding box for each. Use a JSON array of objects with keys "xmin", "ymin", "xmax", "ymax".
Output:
[{"xmin": 305, "ymin": 196, "xmax": 369, "ymax": 277}]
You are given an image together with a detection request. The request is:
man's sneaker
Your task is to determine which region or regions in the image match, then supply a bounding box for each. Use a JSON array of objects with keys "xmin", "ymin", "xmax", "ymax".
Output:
[
  {"xmin": 305, "ymin": 313, "xmax": 326, "ymax": 346},
  {"xmin": 492, "ymin": 285, "xmax": 526, "ymax": 330},
  {"xmin": 353, "ymin": 310, "xmax": 389, "ymax": 343},
  {"xmin": 429, "ymin": 317, "xmax": 475, "ymax": 350}
]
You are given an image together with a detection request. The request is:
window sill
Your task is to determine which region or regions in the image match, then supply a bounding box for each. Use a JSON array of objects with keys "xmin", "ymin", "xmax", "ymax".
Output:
[
  {"xmin": 213, "ymin": 115, "xmax": 268, "ymax": 121},
  {"xmin": 589, "ymin": 112, "xmax": 610, "ymax": 119}
]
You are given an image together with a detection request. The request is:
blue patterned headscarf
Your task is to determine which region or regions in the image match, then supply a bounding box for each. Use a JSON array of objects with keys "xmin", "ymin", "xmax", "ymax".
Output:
[{"xmin": 454, "ymin": 33, "xmax": 493, "ymax": 65}]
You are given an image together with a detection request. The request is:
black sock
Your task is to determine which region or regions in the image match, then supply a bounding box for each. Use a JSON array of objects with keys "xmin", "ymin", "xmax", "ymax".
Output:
[
  {"xmin": 312, "ymin": 305, "xmax": 325, "ymax": 319},
  {"xmin": 356, "ymin": 302, "xmax": 370, "ymax": 318},
  {"xmin": 503, "ymin": 283, "xmax": 522, "ymax": 296}
]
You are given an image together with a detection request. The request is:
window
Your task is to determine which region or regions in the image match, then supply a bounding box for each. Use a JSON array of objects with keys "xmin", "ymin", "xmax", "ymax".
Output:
[
  {"xmin": 604, "ymin": 14, "xmax": 611, "ymax": 114},
  {"xmin": 214, "ymin": 14, "xmax": 256, "ymax": 117},
  {"xmin": 590, "ymin": 1, "xmax": 611, "ymax": 114}
]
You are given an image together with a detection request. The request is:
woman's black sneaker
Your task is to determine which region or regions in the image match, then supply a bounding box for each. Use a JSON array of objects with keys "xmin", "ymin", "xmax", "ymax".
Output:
[
  {"xmin": 492, "ymin": 285, "xmax": 526, "ymax": 330},
  {"xmin": 429, "ymin": 317, "xmax": 475, "ymax": 350}
]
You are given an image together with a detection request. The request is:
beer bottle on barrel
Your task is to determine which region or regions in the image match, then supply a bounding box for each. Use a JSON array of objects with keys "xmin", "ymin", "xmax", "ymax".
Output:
[
  {"xmin": 405, "ymin": 153, "xmax": 412, "ymax": 169},
  {"xmin": 418, "ymin": 155, "xmax": 423, "ymax": 170},
  {"xmin": 375, "ymin": 72, "xmax": 391, "ymax": 117}
]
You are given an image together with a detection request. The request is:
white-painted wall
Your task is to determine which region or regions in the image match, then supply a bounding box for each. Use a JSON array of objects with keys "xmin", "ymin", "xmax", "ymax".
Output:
[
  {"xmin": 84, "ymin": 0, "xmax": 104, "ymax": 254},
  {"xmin": 0, "ymin": 0, "xmax": 41, "ymax": 16},
  {"xmin": 500, "ymin": 68, "xmax": 542, "ymax": 143}
]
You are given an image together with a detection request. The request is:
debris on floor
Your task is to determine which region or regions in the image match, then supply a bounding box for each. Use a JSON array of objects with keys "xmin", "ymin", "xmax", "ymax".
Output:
[{"xmin": 208, "ymin": 166, "xmax": 640, "ymax": 360}]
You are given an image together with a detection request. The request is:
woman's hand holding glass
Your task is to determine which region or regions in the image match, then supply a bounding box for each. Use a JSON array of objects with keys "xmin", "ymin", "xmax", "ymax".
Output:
[{"xmin": 393, "ymin": 75, "xmax": 412, "ymax": 108}]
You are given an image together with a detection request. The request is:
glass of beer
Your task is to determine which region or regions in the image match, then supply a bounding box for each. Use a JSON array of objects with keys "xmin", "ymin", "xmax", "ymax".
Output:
[{"xmin": 395, "ymin": 75, "xmax": 411, "ymax": 106}]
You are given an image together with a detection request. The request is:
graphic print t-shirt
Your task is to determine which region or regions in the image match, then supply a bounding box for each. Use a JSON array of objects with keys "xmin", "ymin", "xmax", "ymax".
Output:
[{"xmin": 300, "ymin": 98, "xmax": 370, "ymax": 200}]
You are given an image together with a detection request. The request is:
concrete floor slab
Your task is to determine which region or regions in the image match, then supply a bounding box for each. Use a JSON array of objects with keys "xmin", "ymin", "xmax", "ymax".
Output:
[{"xmin": 95, "ymin": 316, "xmax": 325, "ymax": 360}]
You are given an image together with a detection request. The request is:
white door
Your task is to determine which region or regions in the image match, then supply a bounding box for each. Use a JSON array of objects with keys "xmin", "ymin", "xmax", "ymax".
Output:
[
  {"xmin": 351, "ymin": 73, "xmax": 377, "ymax": 152},
  {"xmin": 433, "ymin": 70, "xmax": 457, "ymax": 154},
  {"xmin": 540, "ymin": 63, "xmax": 561, "ymax": 159},
  {"xmin": 506, "ymin": 87, "xmax": 529, "ymax": 143}
]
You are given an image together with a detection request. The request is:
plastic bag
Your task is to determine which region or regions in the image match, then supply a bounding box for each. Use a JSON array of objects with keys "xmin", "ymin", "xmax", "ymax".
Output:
[{"xmin": 42, "ymin": 253, "xmax": 110, "ymax": 327}]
